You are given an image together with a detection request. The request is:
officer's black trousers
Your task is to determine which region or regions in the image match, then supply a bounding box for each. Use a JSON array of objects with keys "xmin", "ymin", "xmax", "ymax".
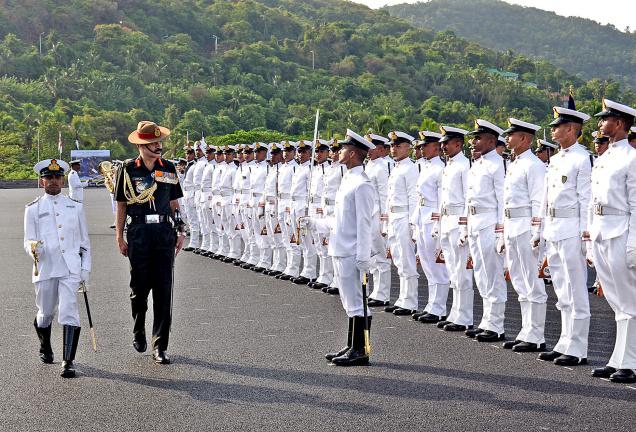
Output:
[{"xmin": 127, "ymin": 222, "xmax": 176, "ymax": 351}]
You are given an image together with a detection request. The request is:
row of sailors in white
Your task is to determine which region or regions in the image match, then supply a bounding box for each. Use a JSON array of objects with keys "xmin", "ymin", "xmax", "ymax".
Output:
[{"xmin": 177, "ymin": 98, "xmax": 636, "ymax": 382}]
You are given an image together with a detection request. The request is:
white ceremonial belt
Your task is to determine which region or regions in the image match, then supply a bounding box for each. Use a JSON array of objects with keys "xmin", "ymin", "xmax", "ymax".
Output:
[
  {"xmin": 419, "ymin": 197, "xmax": 438, "ymax": 208},
  {"xmin": 292, "ymin": 195, "xmax": 307, "ymax": 202},
  {"xmin": 251, "ymin": 192, "xmax": 262, "ymax": 197},
  {"xmin": 324, "ymin": 198, "xmax": 335, "ymax": 206},
  {"xmin": 240, "ymin": 189, "xmax": 250, "ymax": 194},
  {"xmin": 547, "ymin": 207, "xmax": 578, "ymax": 218},
  {"xmin": 504, "ymin": 207, "xmax": 531, "ymax": 218},
  {"xmin": 219, "ymin": 190, "xmax": 233, "ymax": 197},
  {"xmin": 278, "ymin": 193, "xmax": 291, "ymax": 199},
  {"xmin": 594, "ymin": 204, "xmax": 629, "ymax": 216},
  {"xmin": 442, "ymin": 205, "xmax": 464, "ymax": 216},
  {"xmin": 390, "ymin": 205, "xmax": 409, "ymax": 213},
  {"xmin": 310, "ymin": 196, "xmax": 320, "ymax": 203},
  {"xmin": 201, "ymin": 188, "xmax": 213, "ymax": 192},
  {"xmin": 468, "ymin": 205, "xmax": 496, "ymax": 215},
  {"xmin": 266, "ymin": 196, "xmax": 277, "ymax": 204}
]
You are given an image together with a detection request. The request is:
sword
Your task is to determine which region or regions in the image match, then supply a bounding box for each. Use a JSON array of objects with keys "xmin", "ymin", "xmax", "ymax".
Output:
[
  {"xmin": 79, "ymin": 281, "xmax": 97, "ymax": 351},
  {"xmin": 297, "ymin": 109, "xmax": 320, "ymax": 245},
  {"xmin": 361, "ymin": 272, "xmax": 371, "ymax": 356}
]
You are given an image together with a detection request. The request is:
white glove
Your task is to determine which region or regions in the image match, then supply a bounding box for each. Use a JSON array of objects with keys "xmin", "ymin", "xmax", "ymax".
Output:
[
  {"xmin": 80, "ymin": 269, "xmax": 90, "ymax": 283},
  {"xmin": 627, "ymin": 247, "xmax": 636, "ymax": 269},
  {"xmin": 530, "ymin": 229, "xmax": 541, "ymax": 250},
  {"xmin": 431, "ymin": 222, "xmax": 440, "ymax": 239},
  {"xmin": 496, "ymin": 232, "xmax": 505, "ymax": 255},
  {"xmin": 298, "ymin": 216, "xmax": 314, "ymax": 230},
  {"xmin": 585, "ymin": 241, "xmax": 594, "ymax": 266},
  {"xmin": 409, "ymin": 223, "xmax": 417, "ymax": 243},
  {"xmin": 580, "ymin": 238, "xmax": 588, "ymax": 257},
  {"xmin": 457, "ymin": 226, "xmax": 468, "ymax": 248},
  {"xmin": 356, "ymin": 260, "xmax": 370, "ymax": 274}
]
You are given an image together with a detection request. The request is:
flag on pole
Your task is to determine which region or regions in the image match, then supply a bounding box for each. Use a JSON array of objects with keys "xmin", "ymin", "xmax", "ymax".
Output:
[{"xmin": 58, "ymin": 131, "xmax": 63, "ymax": 157}]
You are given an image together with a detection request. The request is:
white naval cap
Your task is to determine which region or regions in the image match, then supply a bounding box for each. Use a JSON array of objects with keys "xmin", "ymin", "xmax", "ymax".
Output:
[
  {"xmin": 549, "ymin": 106, "xmax": 590, "ymax": 126},
  {"xmin": 254, "ymin": 142, "xmax": 268, "ymax": 152},
  {"xmin": 223, "ymin": 144, "xmax": 238, "ymax": 153},
  {"xmin": 365, "ymin": 133, "xmax": 390, "ymax": 146},
  {"xmin": 536, "ymin": 139, "xmax": 558, "ymax": 151},
  {"xmin": 439, "ymin": 126, "xmax": 469, "ymax": 143},
  {"xmin": 281, "ymin": 140, "xmax": 297, "ymax": 151},
  {"xmin": 344, "ymin": 129, "xmax": 375, "ymax": 150},
  {"xmin": 595, "ymin": 98, "xmax": 636, "ymax": 121},
  {"xmin": 469, "ymin": 119, "xmax": 504, "ymax": 137},
  {"xmin": 314, "ymin": 139, "xmax": 331, "ymax": 150},
  {"xmin": 503, "ymin": 118, "xmax": 541, "ymax": 135},
  {"xmin": 388, "ymin": 130, "xmax": 414, "ymax": 144},
  {"xmin": 297, "ymin": 140, "xmax": 313, "ymax": 151},
  {"xmin": 34, "ymin": 158, "xmax": 70, "ymax": 177},
  {"xmin": 418, "ymin": 131, "xmax": 443, "ymax": 143},
  {"xmin": 592, "ymin": 131, "xmax": 609, "ymax": 144}
]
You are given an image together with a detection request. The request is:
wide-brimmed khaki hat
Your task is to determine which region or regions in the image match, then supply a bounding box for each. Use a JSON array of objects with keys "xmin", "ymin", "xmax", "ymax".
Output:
[{"xmin": 128, "ymin": 121, "xmax": 171, "ymax": 145}]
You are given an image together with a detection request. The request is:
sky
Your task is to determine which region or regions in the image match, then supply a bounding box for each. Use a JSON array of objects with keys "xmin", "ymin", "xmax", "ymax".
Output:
[{"xmin": 351, "ymin": 0, "xmax": 636, "ymax": 32}]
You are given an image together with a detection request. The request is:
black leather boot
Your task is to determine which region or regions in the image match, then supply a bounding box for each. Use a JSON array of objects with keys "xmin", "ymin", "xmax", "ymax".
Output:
[
  {"xmin": 60, "ymin": 325, "xmax": 81, "ymax": 378},
  {"xmin": 325, "ymin": 317, "xmax": 353, "ymax": 361},
  {"xmin": 34, "ymin": 318, "xmax": 54, "ymax": 364},
  {"xmin": 332, "ymin": 316, "xmax": 371, "ymax": 366}
]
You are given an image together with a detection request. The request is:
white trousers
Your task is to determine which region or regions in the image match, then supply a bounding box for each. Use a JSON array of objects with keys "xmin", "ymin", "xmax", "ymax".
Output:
[
  {"xmin": 282, "ymin": 209, "xmax": 301, "ymax": 277},
  {"xmin": 369, "ymin": 232, "xmax": 392, "ymax": 302},
  {"xmin": 387, "ymin": 215, "xmax": 418, "ymax": 310},
  {"xmin": 469, "ymin": 226, "xmax": 507, "ymax": 335},
  {"xmin": 333, "ymin": 256, "xmax": 372, "ymax": 317},
  {"xmin": 35, "ymin": 274, "xmax": 81, "ymax": 327},
  {"xmin": 441, "ymin": 228, "xmax": 473, "ymax": 326},
  {"xmin": 505, "ymin": 230, "xmax": 547, "ymax": 344},
  {"xmin": 311, "ymin": 222, "xmax": 333, "ymax": 285},
  {"xmin": 265, "ymin": 204, "xmax": 286, "ymax": 271},
  {"xmin": 547, "ymin": 236, "xmax": 590, "ymax": 359},
  {"xmin": 185, "ymin": 197, "xmax": 200, "ymax": 248},
  {"xmin": 416, "ymin": 222, "xmax": 450, "ymax": 316},
  {"xmin": 593, "ymin": 233, "xmax": 636, "ymax": 368}
]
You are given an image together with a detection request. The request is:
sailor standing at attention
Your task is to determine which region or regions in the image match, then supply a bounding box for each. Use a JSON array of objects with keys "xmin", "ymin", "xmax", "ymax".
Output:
[{"xmin": 67, "ymin": 159, "xmax": 88, "ymax": 202}]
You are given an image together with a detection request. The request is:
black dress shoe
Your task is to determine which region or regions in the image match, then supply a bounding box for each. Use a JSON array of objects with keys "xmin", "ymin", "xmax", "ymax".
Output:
[
  {"xmin": 436, "ymin": 320, "xmax": 450, "ymax": 328},
  {"xmin": 412, "ymin": 311, "xmax": 427, "ymax": 320},
  {"xmin": 465, "ymin": 327, "xmax": 485, "ymax": 338},
  {"xmin": 307, "ymin": 281, "xmax": 316, "ymax": 288},
  {"xmin": 241, "ymin": 263, "xmax": 255, "ymax": 270},
  {"xmin": 133, "ymin": 335, "xmax": 147, "ymax": 353},
  {"xmin": 326, "ymin": 287, "xmax": 339, "ymax": 295},
  {"xmin": 321, "ymin": 286, "xmax": 330, "ymax": 293},
  {"xmin": 476, "ymin": 330, "xmax": 505, "ymax": 342},
  {"xmin": 418, "ymin": 313, "xmax": 443, "ymax": 324},
  {"xmin": 291, "ymin": 276, "xmax": 310, "ymax": 285},
  {"xmin": 368, "ymin": 299, "xmax": 389, "ymax": 307},
  {"xmin": 512, "ymin": 342, "xmax": 546, "ymax": 352},
  {"xmin": 233, "ymin": 260, "xmax": 244, "ymax": 266},
  {"xmin": 537, "ymin": 350, "xmax": 562, "ymax": 361},
  {"xmin": 252, "ymin": 266, "xmax": 265, "ymax": 272},
  {"xmin": 610, "ymin": 369, "xmax": 636, "ymax": 383},
  {"xmin": 591, "ymin": 366, "xmax": 617, "ymax": 378},
  {"xmin": 183, "ymin": 246, "xmax": 194, "ymax": 252},
  {"xmin": 554, "ymin": 354, "xmax": 587, "ymax": 366},
  {"xmin": 444, "ymin": 323, "xmax": 469, "ymax": 332},
  {"xmin": 222, "ymin": 257, "xmax": 236, "ymax": 263},
  {"xmin": 393, "ymin": 307, "xmax": 416, "ymax": 316},
  {"xmin": 60, "ymin": 361, "xmax": 76, "ymax": 378},
  {"xmin": 384, "ymin": 305, "xmax": 399, "ymax": 313},
  {"xmin": 152, "ymin": 349, "xmax": 171, "ymax": 365},
  {"xmin": 279, "ymin": 274, "xmax": 293, "ymax": 281},
  {"xmin": 193, "ymin": 248, "xmax": 202, "ymax": 254},
  {"xmin": 502, "ymin": 340, "xmax": 521, "ymax": 349}
]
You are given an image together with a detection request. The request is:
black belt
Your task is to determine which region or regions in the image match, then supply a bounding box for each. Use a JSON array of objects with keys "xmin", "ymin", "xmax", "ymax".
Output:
[{"xmin": 127, "ymin": 214, "xmax": 172, "ymax": 225}]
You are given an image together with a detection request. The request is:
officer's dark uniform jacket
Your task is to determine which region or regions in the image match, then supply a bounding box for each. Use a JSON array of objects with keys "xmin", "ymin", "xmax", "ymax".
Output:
[{"xmin": 115, "ymin": 157, "xmax": 183, "ymax": 351}]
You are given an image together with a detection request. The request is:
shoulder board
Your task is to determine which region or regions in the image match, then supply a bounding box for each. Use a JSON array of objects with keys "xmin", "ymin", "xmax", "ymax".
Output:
[
  {"xmin": 161, "ymin": 158, "xmax": 175, "ymax": 168},
  {"xmin": 123, "ymin": 158, "xmax": 135, "ymax": 167},
  {"xmin": 26, "ymin": 196, "xmax": 41, "ymax": 207}
]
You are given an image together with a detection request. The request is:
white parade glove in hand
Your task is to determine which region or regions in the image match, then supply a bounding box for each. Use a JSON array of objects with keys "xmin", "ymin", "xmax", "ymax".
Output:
[
  {"xmin": 457, "ymin": 226, "xmax": 468, "ymax": 248},
  {"xmin": 409, "ymin": 223, "xmax": 417, "ymax": 243},
  {"xmin": 585, "ymin": 241, "xmax": 594, "ymax": 266},
  {"xmin": 431, "ymin": 222, "xmax": 440, "ymax": 239},
  {"xmin": 496, "ymin": 232, "xmax": 505, "ymax": 255},
  {"xmin": 530, "ymin": 230, "xmax": 541, "ymax": 250},
  {"xmin": 80, "ymin": 269, "xmax": 90, "ymax": 283},
  {"xmin": 298, "ymin": 216, "xmax": 314, "ymax": 230},
  {"xmin": 627, "ymin": 247, "xmax": 636, "ymax": 269},
  {"xmin": 356, "ymin": 260, "xmax": 371, "ymax": 274}
]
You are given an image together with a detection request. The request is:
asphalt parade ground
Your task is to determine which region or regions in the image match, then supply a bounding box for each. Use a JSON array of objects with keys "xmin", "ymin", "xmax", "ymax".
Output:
[{"xmin": 1, "ymin": 188, "xmax": 635, "ymax": 431}]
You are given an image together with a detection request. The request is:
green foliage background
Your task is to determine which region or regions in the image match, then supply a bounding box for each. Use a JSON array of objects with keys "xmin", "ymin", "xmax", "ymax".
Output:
[{"xmin": 1, "ymin": 0, "xmax": 635, "ymax": 178}]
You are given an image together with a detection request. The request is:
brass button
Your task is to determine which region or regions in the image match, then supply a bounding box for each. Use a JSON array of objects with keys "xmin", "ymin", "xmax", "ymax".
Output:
[
  {"xmin": 58, "ymin": 225, "xmax": 62, "ymax": 228},
  {"xmin": 55, "ymin": 213, "xmax": 59, "ymax": 216},
  {"xmin": 60, "ymin": 237, "xmax": 64, "ymax": 241}
]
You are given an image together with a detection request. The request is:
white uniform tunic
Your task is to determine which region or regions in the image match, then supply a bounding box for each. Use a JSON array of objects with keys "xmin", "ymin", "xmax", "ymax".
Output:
[
  {"xmin": 411, "ymin": 156, "xmax": 450, "ymax": 316},
  {"xmin": 199, "ymin": 159, "xmax": 216, "ymax": 251},
  {"xmin": 290, "ymin": 160, "xmax": 317, "ymax": 279},
  {"xmin": 323, "ymin": 160, "xmax": 344, "ymax": 289},
  {"xmin": 439, "ymin": 152, "xmax": 473, "ymax": 326},
  {"xmin": 309, "ymin": 161, "xmax": 331, "ymax": 285},
  {"xmin": 326, "ymin": 166, "xmax": 375, "ymax": 317},
  {"xmin": 278, "ymin": 159, "xmax": 299, "ymax": 276},
  {"xmin": 211, "ymin": 161, "xmax": 226, "ymax": 254},
  {"xmin": 465, "ymin": 149, "xmax": 507, "ymax": 335},
  {"xmin": 503, "ymin": 149, "xmax": 547, "ymax": 344},
  {"xmin": 264, "ymin": 163, "xmax": 286, "ymax": 271},
  {"xmin": 250, "ymin": 159, "xmax": 269, "ymax": 267},
  {"xmin": 67, "ymin": 169, "xmax": 88, "ymax": 202},
  {"xmin": 218, "ymin": 161, "xmax": 239, "ymax": 258},
  {"xmin": 365, "ymin": 156, "xmax": 393, "ymax": 302},
  {"xmin": 24, "ymin": 193, "xmax": 91, "ymax": 327},
  {"xmin": 542, "ymin": 142, "xmax": 592, "ymax": 359},
  {"xmin": 387, "ymin": 157, "xmax": 419, "ymax": 310},
  {"xmin": 589, "ymin": 139, "xmax": 636, "ymax": 368}
]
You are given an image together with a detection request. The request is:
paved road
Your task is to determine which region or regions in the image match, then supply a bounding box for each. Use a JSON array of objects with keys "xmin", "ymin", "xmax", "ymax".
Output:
[{"xmin": 1, "ymin": 188, "xmax": 635, "ymax": 431}]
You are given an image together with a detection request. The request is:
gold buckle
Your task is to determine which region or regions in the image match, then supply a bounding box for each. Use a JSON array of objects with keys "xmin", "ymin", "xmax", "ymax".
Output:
[
  {"xmin": 594, "ymin": 204, "xmax": 603, "ymax": 216},
  {"xmin": 469, "ymin": 206, "xmax": 476, "ymax": 215},
  {"xmin": 548, "ymin": 207, "xmax": 555, "ymax": 217},
  {"xmin": 504, "ymin": 208, "xmax": 510, "ymax": 218}
]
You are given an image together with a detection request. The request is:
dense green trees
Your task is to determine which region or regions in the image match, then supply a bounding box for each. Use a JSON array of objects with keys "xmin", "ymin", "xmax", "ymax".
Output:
[{"xmin": 0, "ymin": 0, "xmax": 635, "ymax": 178}]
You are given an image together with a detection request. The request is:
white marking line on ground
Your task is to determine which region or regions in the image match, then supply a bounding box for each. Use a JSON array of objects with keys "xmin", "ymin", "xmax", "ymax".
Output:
[
  {"xmin": 320, "ymin": 330, "xmax": 335, "ymax": 334},
  {"xmin": 19, "ymin": 334, "xmax": 30, "ymax": 337},
  {"xmin": 298, "ymin": 316, "xmax": 311, "ymax": 319},
  {"xmin": 194, "ymin": 308, "xmax": 206, "ymax": 311},
  {"xmin": 195, "ymin": 339, "xmax": 210, "ymax": 342},
  {"xmin": 263, "ymin": 335, "xmax": 277, "ymax": 338},
  {"xmin": 282, "ymin": 303, "xmax": 293, "ymax": 306},
  {"xmin": 199, "ymin": 322, "xmax": 210, "ymax": 325},
  {"xmin": 247, "ymin": 284, "xmax": 258, "ymax": 287},
  {"xmin": 4, "ymin": 309, "xmax": 15, "ymax": 311},
  {"xmin": 564, "ymin": 367, "xmax": 574, "ymax": 371},
  {"xmin": 257, "ymin": 293, "xmax": 270, "ymax": 296},
  {"xmin": 229, "ymin": 306, "xmax": 241, "ymax": 309},
  {"xmin": 383, "ymin": 326, "xmax": 395, "ymax": 329},
  {"xmin": 245, "ymin": 319, "xmax": 256, "ymax": 322}
]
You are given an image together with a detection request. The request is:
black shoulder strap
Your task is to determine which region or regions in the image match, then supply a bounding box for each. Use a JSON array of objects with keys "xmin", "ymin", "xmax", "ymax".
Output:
[
  {"xmin": 589, "ymin": 154, "xmax": 594, "ymax": 167},
  {"xmin": 387, "ymin": 161, "xmax": 391, "ymax": 175},
  {"xmin": 503, "ymin": 158, "xmax": 507, "ymax": 174},
  {"xmin": 340, "ymin": 166, "xmax": 344, "ymax": 177},
  {"xmin": 418, "ymin": 163, "xmax": 421, "ymax": 173}
]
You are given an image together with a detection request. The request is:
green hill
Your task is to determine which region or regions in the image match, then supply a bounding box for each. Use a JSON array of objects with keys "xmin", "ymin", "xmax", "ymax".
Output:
[
  {"xmin": 386, "ymin": 0, "xmax": 636, "ymax": 89},
  {"xmin": 0, "ymin": 0, "xmax": 634, "ymax": 178}
]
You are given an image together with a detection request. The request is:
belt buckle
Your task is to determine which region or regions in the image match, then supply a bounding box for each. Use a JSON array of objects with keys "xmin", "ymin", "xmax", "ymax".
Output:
[
  {"xmin": 390, "ymin": 206, "xmax": 395, "ymax": 213},
  {"xmin": 594, "ymin": 204, "xmax": 603, "ymax": 216},
  {"xmin": 420, "ymin": 198, "xmax": 426, "ymax": 206},
  {"xmin": 548, "ymin": 207, "xmax": 555, "ymax": 217},
  {"xmin": 504, "ymin": 208, "xmax": 510, "ymax": 218},
  {"xmin": 469, "ymin": 206, "xmax": 476, "ymax": 215},
  {"xmin": 442, "ymin": 207, "xmax": 448, "ymax": 216},
  {"xmin": 145, "ymin": 214, "xmax": 160, "ymax": 224}
]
